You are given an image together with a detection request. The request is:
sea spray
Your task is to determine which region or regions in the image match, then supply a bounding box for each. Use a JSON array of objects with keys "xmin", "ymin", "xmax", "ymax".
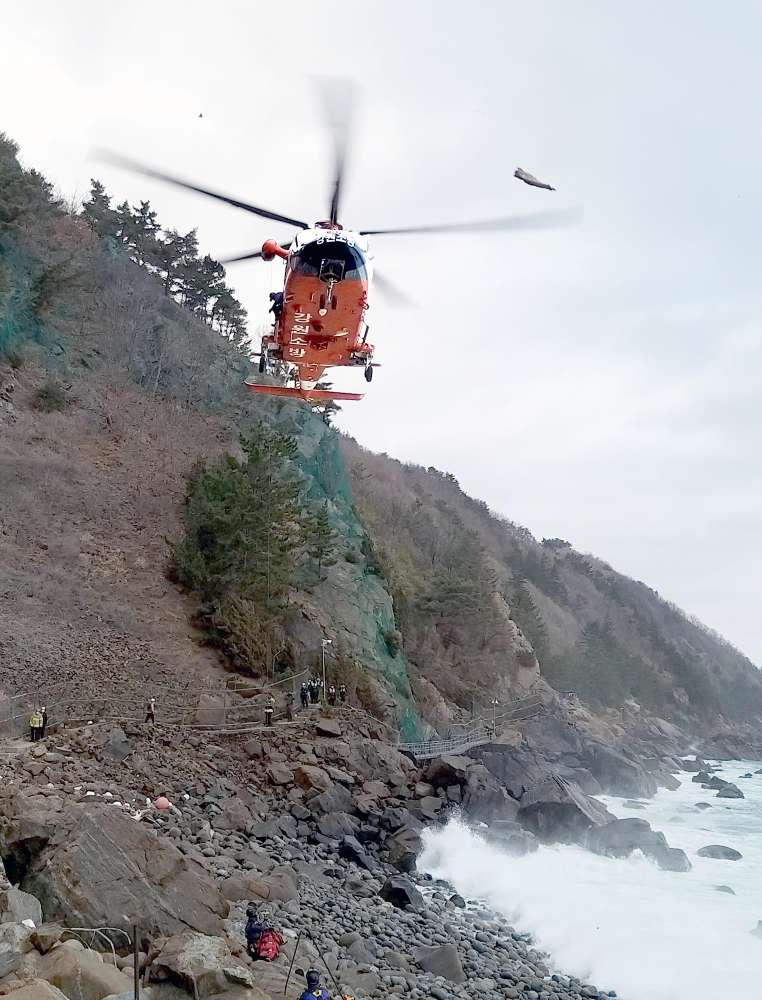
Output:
[{"xmin": 419, "ymin": 765, "xmax": 762, "ymax": 1000}]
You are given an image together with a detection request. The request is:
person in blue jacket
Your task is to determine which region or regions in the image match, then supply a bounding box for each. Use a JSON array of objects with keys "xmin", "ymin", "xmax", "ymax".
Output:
[
  {"xmin": 300, "ymin": 970, "xmax": 329, "ymax": 1000},
  {"xmin": 244, "ymin": 903, "xmax": 269, "ymax": 958}
]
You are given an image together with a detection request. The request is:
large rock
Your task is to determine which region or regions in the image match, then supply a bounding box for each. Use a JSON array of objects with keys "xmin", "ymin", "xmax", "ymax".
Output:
[
  {"xmin": 0, "ymin": 888, "xmax": 43, "ymax": 926},
  {"xmin": 339, "ymin": 836, "xmax": 377, "ymax": 872},
  {"xmin": 412, "ymin": 943, "xmax": 466, "ymax": 984},
  {"xmin": 308, "ymin": 783, "xmax": 357, "ymax": 816},
  {"xmin": 220, "ymin": 868, "xmax": 298, "ymax": 903},
  {"xmin": 267, "ymin": 762, "xmax": 294, "ymax": 786},
  {"xmin": 379, "ymin": 874, "xmax": 424, "ymax": 912},
  {"xmin": 517, "ymin": 776, "xmax": 615, "ymax": 843},
  {"xmin": 697, "ymin": 845, "xmax": 743, "ymax": 860},
  {"xmin": 152, "ymin": 931, "xmax": 256, "ymax": 997},
  {"xmin": 585, "ymin": 818, "xmax": 692, "ymax": 871},
  {"xmin": 102, "ymin": 727, "xmax": 131, "ymax": 762},
  {"xmin": 31, "ymin": 923, "xmax": 64, "ymax": 954},
  {"xmin": 37, "ymin": 947, "xmax": 131, "ymax": 1000},
  {"xmin": 717, "ymin": 784, "xmax": 744, "ymax": 799},
  {"xmin": 293, "ymin": 765, "xmax": 333, "ymax": 791},
  {"xmin": 315, "ymin": 718, "xmax": 342, "ymax": 738},
  {"xmin": 210, "ymin": 800, "xmax": 253, "ymax": 833},
  {"xmin": 425, "ymin": 755, "xmax": 473, "ymax": 788},
  {"xmin": 385, "ymin": 823, "xmax": 423, "ymax": 871},
  {"xmin": 462, "ymin": 764, "xmax": 520, "ymax": 825},
  {"xmin": 316, "ymin": 812, "xmax": 360, "ymax": 839},
  {"xmin": 10, "ymin": 804, "xmax": 228, "ymax": 938},
  {"xmin": 0, "ymin": 921, "xmax": 35, "ymax": 977},
  {"xmin": 485, "ymin": 822, "xmax": 539, "ymax": 856},
  {"xmin": 5, "ymin": 982, "xmax": 68, "ymax": 1000},
  {"xmin": 583, "ymin": 745, "xmax": 657, "ymax": 798}
]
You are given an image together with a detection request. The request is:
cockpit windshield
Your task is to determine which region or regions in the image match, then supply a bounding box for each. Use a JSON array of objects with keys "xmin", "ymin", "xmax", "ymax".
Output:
[{"xmin": 291, "ymin": 235, "xmax": 369, "ymax": 282}]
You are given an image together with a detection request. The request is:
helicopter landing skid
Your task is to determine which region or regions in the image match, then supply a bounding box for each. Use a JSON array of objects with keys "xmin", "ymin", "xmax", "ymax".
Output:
[{"xmin": 245, "ymin": 383, "xmax": 364, "ymax": 402}]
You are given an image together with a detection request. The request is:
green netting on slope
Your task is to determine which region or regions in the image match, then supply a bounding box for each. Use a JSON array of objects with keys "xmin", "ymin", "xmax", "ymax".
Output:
[
  {"xmin": 0, "ymin": 235, "xmax": 51, "ymax": 358},
  {"xmin": 263, "ymin": 401, "xmax": 423, "ymax": 741}
]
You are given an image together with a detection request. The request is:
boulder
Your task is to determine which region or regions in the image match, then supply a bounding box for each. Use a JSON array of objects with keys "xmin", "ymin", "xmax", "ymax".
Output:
[
  {"xmin": 517, "ymin": 776, "xmax": 614, "ymax": 842},
  {"xmin": 315, "ymin": 718, "xmax": 342, "ymax": 738},
  {"xmin": 0, "ymin": 889, "xmax": 43, "ymax": 926},
  {"xmin": 339, "ymin": 836, "xmax": 376, "ymax": 871},
  {"xmin": 715, "ymin": 885, "xmax": 735, "ymax": 894},
  {"xmin": 417, "ymin": 796, "xmax": 443, "ymax": 820},
  {"xmin": 308, "ymin": 783, "xmax": 357, "ymax": 816},
  {"xmin": 343, "ymin": 874, "xmax": 374, "ymax": 898},
  {"xmin": 102, "ymin": 727, "xmax": 131, "ymax": 762},
  {"xmin": 379, "ymin": 874, "xmax": 425, "ymax": 912},
  {"xmin": 385, "ymin": 823, "xmax": 423, "ymax": 872},
  {"xmin": 585, "ymin": 819, "xmax": 692, "ymax": 871},
  {"xmin": 243, "ymin": 740, "xmax": 263, "ymax": 759},
  {"xmin": 751, "ymin": 920, "xmax": 762, "ymax": 939},
  {"xmin": 679, "ymin": 758, "xmax": 703, "ymax": 772},
  {"xmin": 462, "ymin": 764, "xmax": 520, "ymax": 825},
  {"xmin": 277, "ymin": 813, "xmax": 298, "ymax": 839},
  {"xmin": 220, "ymin": 868, "xmax": 298, "ymax": 904},
  {"xmin": 697, "ymin": 845, "xmax": 743, "ymax": 860},
  {"xmin": 425, "ymin": 755, "xmax": 473, "ymax": 788},
  {"xmin": 412, "ymin": 943, "xmax": 466, "ymax": 984},
  {"xmin": 384, "ymin": 950, "xmax": 409, "ymax": 970},
  {"xmin": 338, "ymin": 969, "xmax": 380, "ymax": 996},
  {"xmin": 37, "ymin": 947, "xmax": 131, "ymax": 1000},
  {"xmin": 654, "ymin": 771, "xmax": 681, "ymax": 791},
  {"xmin": 316, "ymin": 812, "xmax": 361, "ymax": 839},
  {"xmin": 152, "ymin": 931, "xmax": 256, "ymax": 996},
  {"xmin": 31, "ymin": 923, "xmax": 64, "ymax": 954},
  {"xmin": 267, "ymin": 763, "xmax": 294, "ymax": 786},
  {"xmin": 717, "ymin": 785, "xmax": 744, "ymax": 799},
  {"xmin": 210, "ymin": 800, "xmax": 253, "ymax": 833},
  {"xmin": 293, "ymin": 765, "xmax": 333, "ymax": 792},
  {"xmin": 363, "ymin": 780, "xmax": 390, "ymax": 799},
  {"xmin": 583, "ymin": 745, "xmax": 657, "ymax": 798},
  {"xmin": 0, "ymin": 921, "xmax": 35, "ymax": 977},
  {"xmin": 5, "ymin": 982, "xmax": 68, "ymax": 1000},
  {"xmin": 194, "ymin": 695, "xmax": 226, "ymax": 728},
  {"xmin": 485, "ymin": 826, "xmax": 539, "ymax": 856},
  {"xmin": 346, "ymin": 938, "xmax": 375, "ymax": 964},
  {"xmin": 15, "ymin": 804, "xmax": 228, "ymax": 937}
]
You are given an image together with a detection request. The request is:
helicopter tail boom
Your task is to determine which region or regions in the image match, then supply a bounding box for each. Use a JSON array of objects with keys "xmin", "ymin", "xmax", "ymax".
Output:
[{"xmin": 246, "ymin": 383, "xmax": 364, "ymax": 402}]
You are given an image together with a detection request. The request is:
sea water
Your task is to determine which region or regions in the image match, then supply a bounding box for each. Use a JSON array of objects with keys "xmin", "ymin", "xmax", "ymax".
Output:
[{"xmin": 418, "ymin": 762, "xmax": 762, "ymax": 1000}]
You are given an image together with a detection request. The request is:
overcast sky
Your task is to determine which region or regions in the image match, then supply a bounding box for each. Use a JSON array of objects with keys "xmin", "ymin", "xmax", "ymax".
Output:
[{"xmin": 3, "ymin": 1, "xmax": 762, "ymax": 662}]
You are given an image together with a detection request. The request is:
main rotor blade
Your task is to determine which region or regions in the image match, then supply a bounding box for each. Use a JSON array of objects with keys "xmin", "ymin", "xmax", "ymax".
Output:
[
  {"xmin": 90, "ymin": 148, "xmax": 310, "ymax": 230},
  {"xmin": 312, "ymin": 77, "xmax": 355, "ymax": 226},
  {"xmin": 220, "ymin": 241, "xmax": 293, "ymax": 264},
  {"xmin": 372, "ymin": 270, "xmax": 417, "ymax": 308},
  {"xmin": 360, "ymin": 206, "xmax": 583, "ymax": 236}
]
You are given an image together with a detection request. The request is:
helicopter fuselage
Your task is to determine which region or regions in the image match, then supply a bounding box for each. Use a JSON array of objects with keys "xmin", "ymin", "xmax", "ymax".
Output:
[{"xmin": 255, "ymin": 224, "xmax": 375, "ymax": 401}]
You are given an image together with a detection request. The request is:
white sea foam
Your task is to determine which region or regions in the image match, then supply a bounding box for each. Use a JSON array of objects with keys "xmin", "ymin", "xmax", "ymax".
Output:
[{"xmin": 419, "ymin": 763, "xmax": 762, "ymax": 1000}]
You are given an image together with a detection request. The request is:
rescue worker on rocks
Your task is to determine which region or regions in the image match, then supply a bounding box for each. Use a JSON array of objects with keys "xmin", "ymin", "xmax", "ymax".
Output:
[
  {"xmin": 339, "ymin": 683, "xmax": 347, "ymax": 703},
  {"xmin": 41, "ymin": 707, "xmax": 48, "ymax": 738},
  {"xmin": 245, "ymin": 903, "xmax": 267, "ymax": 958},
  {"xmin": 300, "ymin": 970, "xmax": 329, "ymax": 1000},
  {"xmin": 328, "ymin": 684, "xmax": 337, "ymax": 706},
  {"xmin": 285, "ymin": 690, "xmax": 294, "ymax": 721},
  {"xmin": 300, "ymin": 682, "xmax": 309, "ymax": 709}
]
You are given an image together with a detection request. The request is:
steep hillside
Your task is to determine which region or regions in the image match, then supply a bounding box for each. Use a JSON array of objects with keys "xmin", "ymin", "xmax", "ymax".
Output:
[
  {"xmin": 2, "ymin": 129, "xmax": 761, "ymax": 746},
  {"xmin": 340, "ymin": 438, "xmax": 762, "ymax": 733}
]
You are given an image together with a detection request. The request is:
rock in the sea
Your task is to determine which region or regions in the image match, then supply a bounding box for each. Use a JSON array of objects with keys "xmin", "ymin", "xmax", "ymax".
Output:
[
  {"xmin": 697, "ymin": 845, "xmax": 743, "ymax": 860},
  {"xmin": 379, "ymin": 874, "xmax": 424, "ymax": 912},
  {"xmin": 462, "ymin": 764, "xmax": 520, "ymax": 825},
  {"xmin": 714, "ymin": 885, "xmax": 735, "ymax": 894},
  {"xmin": 716, "ymin": 784, "xmax": 744, "ymax": 799},
  {"xmin": 518, "ymin": 775, "xmax": 614, "ymax": 842},
  {"xmin": 425, "ymin": 755, "xmax": 473, "ymax": 788},
  {"xmin": 12, "ymin": 804, "xmax": 228, "ymax": 937},
  {"xmin": 0, "ymin": 888, "xmax": 43, "ymax": 926},
  {"xmin": 751, "ymin": 920, "xmax": 762, "ymax": 939},
  {"xmin": 583, "ymin": 744, "xmax": 657, "ymax": 798},
  {"xmin": 412, "ymin": 943, "xmax": 466, "ymax": 984},
  {"xmin": 385, "ymin": 822, "xmax": 423, "ymax": 871}
]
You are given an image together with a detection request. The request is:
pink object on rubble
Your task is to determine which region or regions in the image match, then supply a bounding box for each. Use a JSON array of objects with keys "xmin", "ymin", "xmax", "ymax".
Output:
[{"xmin": 154, "ymin": 796, "xmax": 171, "ymax": 809}]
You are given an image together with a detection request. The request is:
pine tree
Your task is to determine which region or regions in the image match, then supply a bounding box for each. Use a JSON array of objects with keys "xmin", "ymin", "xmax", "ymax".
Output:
[
  {"xmin": 303, "ymin": 500, "xmax": 339, "ymax": 581},
  {"xmin": 82, "ymin": 179, "xmax": 119, "ymax": 236},
  {"xmin": 509, "ymin": 581, "xmax": 549, "ymax": 656}
]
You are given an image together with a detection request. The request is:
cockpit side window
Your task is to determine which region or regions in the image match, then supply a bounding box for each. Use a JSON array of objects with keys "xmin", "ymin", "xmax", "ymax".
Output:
[{"xmin": 291, "ymin": 240, "xmax": 368, "ymax": 281}]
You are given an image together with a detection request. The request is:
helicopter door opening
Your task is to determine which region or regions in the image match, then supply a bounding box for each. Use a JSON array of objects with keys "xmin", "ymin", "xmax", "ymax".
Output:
[{"xmin": 319, "ymin": 259, "xmax": 345, "ymax": 283}]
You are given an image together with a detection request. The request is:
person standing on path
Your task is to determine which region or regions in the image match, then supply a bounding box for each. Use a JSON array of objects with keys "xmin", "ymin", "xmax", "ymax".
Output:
[
  {"xmin": 29, "ymin": 708, "xmax": 43, "ymax": 742},
  {"xmin": 264, "ymin": 696, "xmax": 275, "ymax": 726},
  {"xmin": 339, "ymin": 683, "xmax": 347, "ymax": 703},
  {"xmin": 328, "ymin": 684, "xmax": 336, "ymax": 706},
  {"xmin": 285, "ymin": 691, "xmax": 294, "ymax": 721},
  {"xmin": 40, "ymin": 707, "xmax": 48, "ymax": 738},
  {"xmin": 144, "ymin": 698, "xmax": 155, "ymax": 723},
  {"xmin": 300, "ymin": 682, "xmax": 309, "ymax": 710}
]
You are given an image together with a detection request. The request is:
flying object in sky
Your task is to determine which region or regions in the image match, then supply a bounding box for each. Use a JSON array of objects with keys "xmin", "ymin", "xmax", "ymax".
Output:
[
  {"xmin": 95, "ymin": 81, "xmax": 577, "ymax": 403},
  {"xmin": 514, "ymin": 167, "xmax": 555, "ymax": 191}
]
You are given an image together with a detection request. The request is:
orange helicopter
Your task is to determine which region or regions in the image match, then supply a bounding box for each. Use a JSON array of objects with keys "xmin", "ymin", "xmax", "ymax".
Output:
[{"xmin": 98, "ymin": 81, "xmax": 578, "ymax": 403}]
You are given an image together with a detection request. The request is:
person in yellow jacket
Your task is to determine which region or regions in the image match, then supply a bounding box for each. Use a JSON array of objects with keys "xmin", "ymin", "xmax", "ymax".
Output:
[{"xmin": 29, "ymin": 709, "xmax": 43, "ymax": 742}]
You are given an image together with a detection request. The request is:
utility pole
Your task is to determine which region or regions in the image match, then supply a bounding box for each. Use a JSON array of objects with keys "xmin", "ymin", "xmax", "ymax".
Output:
[{"xmin": 321, "ymin": 639, "xmax": 332, "ymax": 703}]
